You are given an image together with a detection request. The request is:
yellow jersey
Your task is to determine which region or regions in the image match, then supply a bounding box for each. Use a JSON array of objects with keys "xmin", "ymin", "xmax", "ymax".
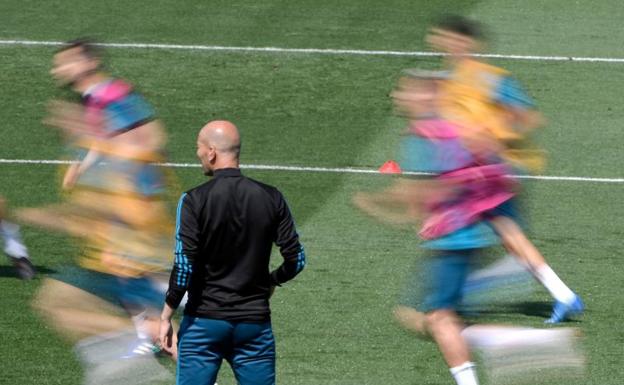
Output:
[{"xmin": 440, "ymin": 59, "xmax": 545, "ymax": 172}]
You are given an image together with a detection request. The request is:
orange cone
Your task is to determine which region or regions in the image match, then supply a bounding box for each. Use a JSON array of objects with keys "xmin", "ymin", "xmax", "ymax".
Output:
[{"xmin": 379, "ymin": 160, "xmax": 402, "ymax": 174}]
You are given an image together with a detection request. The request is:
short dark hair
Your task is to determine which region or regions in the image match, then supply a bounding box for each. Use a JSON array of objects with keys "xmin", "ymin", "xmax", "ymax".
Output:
[
  {"xmin": 57, "ymin": 38, "xmax": 102, "ymax": 61},
  {"xmin": 435, "ymin": 15, "xmax": 485, "ymax": 41}
]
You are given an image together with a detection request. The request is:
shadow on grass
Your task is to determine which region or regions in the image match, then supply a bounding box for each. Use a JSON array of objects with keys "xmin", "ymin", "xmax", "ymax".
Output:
[
  {"xmin": 0, "ymin": 264, "xmax": 57, "ymax": 279},
  {"xmin": 464, "ymin": 300, "xmax": 585, "ymax": 323}
]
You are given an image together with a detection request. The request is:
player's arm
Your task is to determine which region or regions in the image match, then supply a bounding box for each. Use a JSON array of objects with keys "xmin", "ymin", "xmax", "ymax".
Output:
[
  {"xmin": 494, "ymin": 76, "xmax": 545, "ymax": 132},
  {"xmin": 270, "ymin": 191, "xmax": 306, "ymax": 287},
  {"xmin": 43, "ymin": 101, "xmax": 102, "ymax": 189},
  {"xmin": 507, "ymin": 104, "xmax": 544, "ymax": 132},
  {"xmin": 62, "ymin": 149, "xmax": 102, "ymax": 189}
]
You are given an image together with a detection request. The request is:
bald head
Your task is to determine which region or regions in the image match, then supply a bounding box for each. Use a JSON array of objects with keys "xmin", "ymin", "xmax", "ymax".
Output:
[
  {"xmin": 198, "ymin": 120, "xmax": 241, "ymax": 156},
  {"xmin": 196, "ymin": 120, "xmax": 241, "ymax": 175}
]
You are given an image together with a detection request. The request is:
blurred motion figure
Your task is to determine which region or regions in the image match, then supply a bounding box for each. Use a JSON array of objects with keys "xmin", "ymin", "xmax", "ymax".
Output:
[
  {"xmin": 428, "ymin": 15, "xmax": 584, "ymax": 324},
  {"xmin": 19, "ymin": 39, "xmax": 174, "ymax": 384},
  {"xmin": 356, "ymin": 61, "xmax": 584, "ymax": 385}
]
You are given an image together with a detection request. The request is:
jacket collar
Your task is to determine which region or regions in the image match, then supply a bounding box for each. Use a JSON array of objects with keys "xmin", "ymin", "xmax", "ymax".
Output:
[{"xmin": 213, "ymin": 168, "xmax": 242, "ymax": 178}]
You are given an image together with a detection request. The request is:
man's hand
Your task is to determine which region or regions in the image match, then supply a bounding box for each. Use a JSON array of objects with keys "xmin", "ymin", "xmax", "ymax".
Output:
[
  {"xmin": 158, "ymin": 304, "xmax": 177, "ymax": 358},
  {"xmin": 158, "ymin": 318, "xmax": 176, "ymax": 356}
]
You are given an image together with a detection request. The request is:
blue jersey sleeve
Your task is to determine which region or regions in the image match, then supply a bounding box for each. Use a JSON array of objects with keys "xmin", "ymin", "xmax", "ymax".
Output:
[
  {"xmin": 493, "ymin": 76, "xmax": 535, "ymax": 109},
  {"xmin": 104, "ymin": 92, "xmax": 155, "ymax": 135},
  {"xmin": 166, "ymin": 192, "xmax": 198, "ymax": 309}
]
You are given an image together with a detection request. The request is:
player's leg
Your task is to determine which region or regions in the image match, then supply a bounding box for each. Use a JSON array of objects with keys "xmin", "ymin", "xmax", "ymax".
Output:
[
  {"xmin": 394, "ymin": 305, "xmax": 428, "ymax": 335},
  {"xmin": 0, "ymin": 196, "xmax": 35, "ymax": 279},
  {"xmin": 177, "ymin": 316, "xmax": 229, "ymax": 385},
  {"xmin": 36, "ymin": 272, "xmax": 174, "ymax": 383},
  {"xmin": 1, "ymin": 220, "xmax": 34, "ymax": 279},
  {"xmin": 1, "ymin": 220, "xmax": 30, "ymax": 259},
  {"xmin": 462, "ymin": 253, "xmax": 533, "ymax": 294},
  {"xmin": 461, "ymin": 324, "xmax": 584, "ymax": 382},
  {"xmin": 491, "ymin": 215, "xmax": 583, "ymax": 322},
  {"xmin": 394, "ymin": 254, "xmax": 437, "ymax": 337},
  {"xmin": 33, "ymin": 278, "xmax": 132, "ymax": 341},
  {"xmin": 426, "ymin": 309, "xmax": 473, "ymax": 365},
  {"xmin": 115, "ymin": 274, "xmax": 174, "ymax": 358},
  {"xmin": 420, "ymin": 251, "xmax": 479, "ymax": 385},
  {"xmin": 230, "ymin": 321, "xmax": 276, "ymax": 385}
]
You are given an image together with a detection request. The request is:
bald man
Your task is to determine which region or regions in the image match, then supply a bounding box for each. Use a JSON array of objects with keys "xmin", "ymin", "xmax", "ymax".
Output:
[{"xmin": 159, "ymin": 121, "xmax": 306, "ymax": 385}]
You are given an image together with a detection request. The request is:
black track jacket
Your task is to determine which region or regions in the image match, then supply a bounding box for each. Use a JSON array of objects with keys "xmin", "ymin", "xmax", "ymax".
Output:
[{"xmin": 165, "ymin": 168, "xmax": 305, "ymax": 322}]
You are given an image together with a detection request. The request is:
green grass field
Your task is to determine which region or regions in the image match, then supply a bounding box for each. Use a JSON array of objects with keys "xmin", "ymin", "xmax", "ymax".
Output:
[{"xmin": 1, "ymin": 1, "xmax": 623, "ymax": 384}]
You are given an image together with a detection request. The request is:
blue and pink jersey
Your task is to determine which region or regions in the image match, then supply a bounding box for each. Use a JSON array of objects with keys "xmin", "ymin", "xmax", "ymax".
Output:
[
  {"xmin": 74, "ymin": 79, "xmax": 165, "ymax": 197},
  {"xmin": 399, "ymin": 117, "xmax": 516, "ymax": 248},
  {"xmin": 83, "ymin": 79, "xmax": 155, "ymax": 137}
]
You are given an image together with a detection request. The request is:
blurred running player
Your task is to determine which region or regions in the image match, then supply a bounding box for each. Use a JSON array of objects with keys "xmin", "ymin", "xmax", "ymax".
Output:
[
  {"xmin": 19, "ymin": 39, "xmax": 174, "ymax": 383},
  {"xmin": 0, "ymin": 196, "xmax": 35, "ymax": 279},
  {"xmin": 49, "ymin": 39, "xmax": 166, "ymax": 189},
  {"xmin": 382, "ymin": 70, "xmax": 584, "ymax": 385},
  {"xmin": 428, "ymin": 16, "xmax": 583, "ymax": 323}
]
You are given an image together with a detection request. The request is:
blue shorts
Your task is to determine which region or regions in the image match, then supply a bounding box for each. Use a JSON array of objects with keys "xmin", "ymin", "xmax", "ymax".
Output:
[
  {"xmin": 177, "ymin": 316, "xmax": 276, "ymax": 385},
  {"xmin": 53, "ymin": 265, "xmax": 165, "ymax": 311},
  {"xmin": 400, "ymin": 250, "xmax": 474, "ymax": 313},
  {"xmin": 487, "ymin": 197, "xmax": 527, "ymax": 230}
]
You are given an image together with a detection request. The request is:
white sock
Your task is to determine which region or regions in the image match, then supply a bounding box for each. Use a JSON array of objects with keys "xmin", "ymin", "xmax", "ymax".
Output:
[
  {"xmin": 450, "ymin": 362, "xmax": 479, "ymax": 385},
  {"xmin": 1, "ymin": 220, "xmax": 29, "ymax": 259},
  {"xmin": 534, "ymin": 265, "xmax": 576, "ymax": 303},
  {"xmin": 131, "ymin": 311, "xmax": 150, "ymax": 340}
]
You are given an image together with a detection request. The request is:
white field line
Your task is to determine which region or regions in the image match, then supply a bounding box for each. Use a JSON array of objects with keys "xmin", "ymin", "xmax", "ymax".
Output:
[
  {"xmin": 0, "ymin": 158, "xmax": 622, "ymax": 184},
  {"xmin": 1, "ymin": 39, "xmax": 624, "ymax": 63}
]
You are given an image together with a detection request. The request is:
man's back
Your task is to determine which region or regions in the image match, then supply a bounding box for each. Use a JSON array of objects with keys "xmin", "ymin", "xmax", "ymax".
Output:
[
  {"xmin": 168, "ymin": 168, "xmax": 304, "ymax": 322},
  {"xmin": 160, "ymin": 120, "xmax": 304, "ymax": 385}
]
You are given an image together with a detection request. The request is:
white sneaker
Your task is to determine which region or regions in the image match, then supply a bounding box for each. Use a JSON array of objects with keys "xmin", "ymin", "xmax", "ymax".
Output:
[
  {"xmin": 2, "ymin": 226, "xmax": 34, "ymax": 279},
  {"xmin": 4, "ymin": 237, "xmax": 29, "ymax": 259}
]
